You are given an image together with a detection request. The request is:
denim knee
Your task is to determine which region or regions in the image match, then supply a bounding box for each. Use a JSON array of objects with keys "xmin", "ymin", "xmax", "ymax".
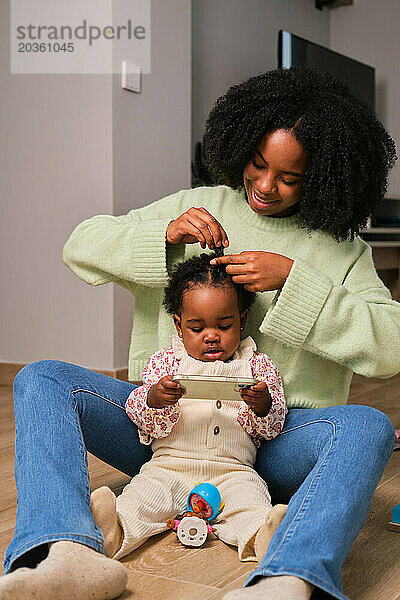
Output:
[
  {"xmin": 336, "ymin": 403, "xmax": 394, "ymax": 457},
  {"xmin": 13, "ymin": 360, "xmax": 66, "ymax": 397}
]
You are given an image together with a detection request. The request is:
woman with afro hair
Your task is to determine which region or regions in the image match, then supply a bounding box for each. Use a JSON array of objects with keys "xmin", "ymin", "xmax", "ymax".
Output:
[{"xmin": 3, "ymin": 68, "xmax": 400, "ymax": 600}]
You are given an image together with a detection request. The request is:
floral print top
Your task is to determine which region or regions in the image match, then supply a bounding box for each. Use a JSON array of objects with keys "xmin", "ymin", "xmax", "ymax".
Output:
[{"xmin": 125, "ymin": 337, "xmax": 287, "ymax": 447}]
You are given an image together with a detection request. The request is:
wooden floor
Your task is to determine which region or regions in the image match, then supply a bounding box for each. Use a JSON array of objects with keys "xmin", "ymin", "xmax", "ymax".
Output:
[{"xmin": 0, "ymin": 375, "xmax": 399, "ymax": 600}]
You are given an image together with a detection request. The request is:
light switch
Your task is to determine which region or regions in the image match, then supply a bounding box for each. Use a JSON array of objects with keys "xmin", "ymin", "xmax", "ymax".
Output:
[{"xmin": 121, "ymin": 61, "xmax": 141, "ymax": 93}]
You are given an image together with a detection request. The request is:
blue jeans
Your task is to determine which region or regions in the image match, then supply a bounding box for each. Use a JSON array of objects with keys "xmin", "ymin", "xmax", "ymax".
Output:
[{"xmin": 4, "ymin": 360, "xmax": 394, "ymax": 600}]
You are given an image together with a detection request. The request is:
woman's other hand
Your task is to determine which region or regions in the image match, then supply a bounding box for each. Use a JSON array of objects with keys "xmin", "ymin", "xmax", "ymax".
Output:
[
  {"xmin": 147, "ymin": 375, "xmax": 185, "ymax": 408},
  {"xmin": 210, "ymin": 251, "xmax": 293, "ymax": 292},
  {"xmin": 166, "ymin": 207, "xmax": 229, "ymax": 249},
  {"xmin": 240, "ymin": 381, "xmax": 272, "ymax": 417}
]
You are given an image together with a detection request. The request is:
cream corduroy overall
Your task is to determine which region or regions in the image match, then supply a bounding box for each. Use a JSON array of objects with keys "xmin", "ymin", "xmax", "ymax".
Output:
[{"xmin": 115, "ymin": 338, "xmax": 273, "ymax": 562}]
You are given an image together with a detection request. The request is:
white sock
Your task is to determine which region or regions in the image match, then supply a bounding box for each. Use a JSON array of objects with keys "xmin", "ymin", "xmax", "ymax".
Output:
[
  {"xmin": 254, "ymin": 504, "xmax": 288, "ymax": 562},
  {"xmin": 221, "ymin": 575, "xmax": 314, "ymax": 600},
  {"xmin": 90, "ymin": 486, "xmax": 124, "ymax": 558},
  {"xmin": 0, "ymin": 541, "xmax": 128, "ymax": 600}
]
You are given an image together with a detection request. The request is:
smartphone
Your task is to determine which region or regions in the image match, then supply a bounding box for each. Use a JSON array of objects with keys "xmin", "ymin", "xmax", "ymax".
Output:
[{"xmin": 172, "ymin": 374, "xmax": 258, "ymax": 401}]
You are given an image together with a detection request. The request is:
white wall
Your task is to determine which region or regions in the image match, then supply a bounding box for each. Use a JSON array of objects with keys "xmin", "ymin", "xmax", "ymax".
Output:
[
  {"xmin": 0, "ymin": 0, "xmax": 191, "ymax": 372},
  {"xmin": 329, "ymin": 0, "xmax": 400, "ymax": 197},
  {"xmin": 0, "ymin": 0, "xmax": 114, "ymax": 368},
  {"xmin": 112, "ymin": 0, "xmax": 192, "ymax": 369},
  {"xmin": 192, "ymin": 0, "xmax": 330, "ymax": 155}
]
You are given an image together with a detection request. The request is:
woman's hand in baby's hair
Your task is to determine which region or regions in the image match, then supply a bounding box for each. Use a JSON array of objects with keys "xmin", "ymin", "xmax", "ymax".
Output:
[
  {"xmin": 147, "ymin": 375, "xmax": 185, "ymax": 409},
  {"xmin": 166, "ymin": 207, "xmax": 229, "ymax": 249},
  {"xmin": 210, "ymin": 251, "xmax": 293, "ymax": 292},
  {"xmin": 240, "ymin": 381, "xmax": 272, "ymax": 417}
]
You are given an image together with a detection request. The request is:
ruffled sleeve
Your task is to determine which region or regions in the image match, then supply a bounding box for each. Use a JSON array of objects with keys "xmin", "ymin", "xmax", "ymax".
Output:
[
  {"xmin": 125, "ymin": 347, "xmax": 181, "ymax": 445},
  {"xmin": 237, "ymin": 352, "xmax": 287, "ymax": 446}
]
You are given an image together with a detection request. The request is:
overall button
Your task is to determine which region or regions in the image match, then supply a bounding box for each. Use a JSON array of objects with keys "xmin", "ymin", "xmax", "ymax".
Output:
[
  {"xmin": 216, "ymin": 400, "xmax": 222, "ymax": 409},
  {"xmin": 214, "ymin": 426, "xmax": 220, "ymax": 435}
]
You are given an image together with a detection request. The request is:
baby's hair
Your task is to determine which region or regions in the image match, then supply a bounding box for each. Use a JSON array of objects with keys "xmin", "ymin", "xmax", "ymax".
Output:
[
  {"xmin": 202, "ymin": 67, "xmax": 397, "ymax": 241},
  {"xmin": 163, "ymin": 253, "xmax": 256, "ymax": 315}
]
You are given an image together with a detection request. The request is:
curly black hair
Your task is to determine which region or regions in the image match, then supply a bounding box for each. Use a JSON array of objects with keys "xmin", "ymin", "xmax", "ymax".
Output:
[
  {"xmin": 202, "ymin": 67, "xmax": 397, "ymax": 241},
  {"xmin": 163, "ymin": 253, "xmax": 256, "ymax": 315}
]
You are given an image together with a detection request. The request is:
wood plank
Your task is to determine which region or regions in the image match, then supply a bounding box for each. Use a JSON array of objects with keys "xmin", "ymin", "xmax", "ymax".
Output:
[
  {"xmin": 121, "ymin": 530, "xmax": 254, "ymax": 589},
  {"xmin": 342, "ymin": 474, "xmax": 400, "ymax": 600},
  {"xmin": 207, "ymin": 573, "xmax": 251, "ymax": 600},
  {"xmin": 0, "ymin": 364, "xmax": 24, "ymax": 386},
  {"xmin": 120, "ymin": 569, "xmax": 219, "ymax": 600},
  {"xmin": 348, "ymin": 373, "xmax": 400, "ymax": 401},
  {"xmin": 376, "ymin": 450, "xmax": 400, "ymax": 488}
]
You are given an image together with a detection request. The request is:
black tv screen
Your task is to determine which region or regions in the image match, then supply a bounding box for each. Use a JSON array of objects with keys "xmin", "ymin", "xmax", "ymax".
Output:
[{"xmin": 278, "ymin": 30, "xmax": 375, "ymax": 112}]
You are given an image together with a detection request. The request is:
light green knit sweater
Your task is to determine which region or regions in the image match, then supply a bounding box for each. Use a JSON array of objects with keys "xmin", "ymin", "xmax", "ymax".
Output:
[{"xmin": 63, "ymin": 185, "xmax": 400, "ymax": 409}]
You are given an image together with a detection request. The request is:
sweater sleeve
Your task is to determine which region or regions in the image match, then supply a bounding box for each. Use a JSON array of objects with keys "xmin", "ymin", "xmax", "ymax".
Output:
[
  {"xmin": 237, "ymin": 353, "xmax": 287, "ymax": 446},
  {"xmin": 259, "ymin": 244, "xmax": 400, "ymax": 378},
  {"xmin": 125, "ymin": 348, "xmax": 181, "ymax": 445},
  {"xmin": 62, "ymin": 190, "xmax": 187, "ymax": 288}
]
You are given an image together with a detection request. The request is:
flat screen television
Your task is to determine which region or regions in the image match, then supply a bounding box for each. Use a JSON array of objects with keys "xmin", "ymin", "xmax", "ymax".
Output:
[
  {"xmin": 278, "ymin": 31, "xmax": 400, "ymax": 233},
  {"xmin": 278, "ymin": 30, "xmax": 375, "ymax": 112}
]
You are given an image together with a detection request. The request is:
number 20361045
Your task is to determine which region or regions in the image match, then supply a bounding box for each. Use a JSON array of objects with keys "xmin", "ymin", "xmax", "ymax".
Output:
[{"xmin": 18, "ymin": 42, "xmax": 74, "ymax": 52}]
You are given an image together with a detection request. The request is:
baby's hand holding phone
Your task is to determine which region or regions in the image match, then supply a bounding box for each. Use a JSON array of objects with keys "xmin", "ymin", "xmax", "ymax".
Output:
[
  {"xmin": 147, "ymin": 375, "xmax": 185, "ymax": 409},
  {"xmin": 240, "ymin": 381, "xmax": 272, "ymax": 417}
]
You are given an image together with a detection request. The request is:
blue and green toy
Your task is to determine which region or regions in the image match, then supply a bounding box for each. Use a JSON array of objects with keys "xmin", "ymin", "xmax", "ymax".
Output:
[
  {"xmin": 389, "ymin": 503, "xmax": 400, "ymax": 532},
  {"xmin": 186, "ymin": 482, "xmax": 224, "ymax": 521}
]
